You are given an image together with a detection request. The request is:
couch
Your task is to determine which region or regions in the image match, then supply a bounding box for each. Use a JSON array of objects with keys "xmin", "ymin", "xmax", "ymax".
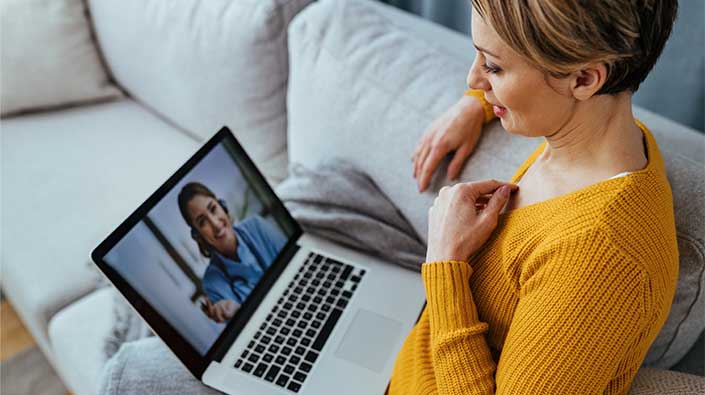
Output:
[{"xmin": 1, "ymin": 0, "xmax": 703, "ymax": 394}]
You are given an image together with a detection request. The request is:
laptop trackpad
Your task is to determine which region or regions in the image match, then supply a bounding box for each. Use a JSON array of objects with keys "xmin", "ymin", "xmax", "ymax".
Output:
[{"xmin": 334, "ymin": 309, "xmax": 403, "ymax": 373}]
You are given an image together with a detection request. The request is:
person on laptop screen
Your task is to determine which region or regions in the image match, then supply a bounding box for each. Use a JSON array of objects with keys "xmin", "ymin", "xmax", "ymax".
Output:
[{"xmin": 178, "ymin": 182, "xmax": 287, "ymax": 323}]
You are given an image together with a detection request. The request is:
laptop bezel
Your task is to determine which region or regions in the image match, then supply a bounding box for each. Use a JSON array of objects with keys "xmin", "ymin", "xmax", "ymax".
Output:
[{"xmin": 91, "ymin": 127, "xmax": 303, "ymax": 378}]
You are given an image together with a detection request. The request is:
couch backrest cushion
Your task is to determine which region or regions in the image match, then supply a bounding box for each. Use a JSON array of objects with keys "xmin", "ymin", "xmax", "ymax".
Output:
[
  {"xmin": 87, "ymin": 0, "xmax": 313, "ymax": 183},
  {"xmin": 286, "ymin": 0, "xmax": 705, "ymax": 369},
  {"xmin": 0, "ymin": 0, "xmax": 121, "ymax": 117}
]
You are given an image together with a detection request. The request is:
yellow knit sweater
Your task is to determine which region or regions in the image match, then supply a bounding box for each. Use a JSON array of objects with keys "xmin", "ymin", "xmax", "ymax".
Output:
[{"xmin": 388, "ymin": 91, "xmax": 679, "ymax": 394}]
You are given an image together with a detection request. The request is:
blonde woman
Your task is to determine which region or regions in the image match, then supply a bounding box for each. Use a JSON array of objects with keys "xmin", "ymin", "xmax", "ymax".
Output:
[{"xmin": 397, "ymin": 0, "xmax": 679, "ymax": 393}]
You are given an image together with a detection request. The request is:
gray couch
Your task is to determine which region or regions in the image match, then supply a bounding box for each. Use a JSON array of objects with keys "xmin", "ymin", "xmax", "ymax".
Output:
[{"xmin": 2, "ymin": 0, "xmax": 703, "ymax": 394}]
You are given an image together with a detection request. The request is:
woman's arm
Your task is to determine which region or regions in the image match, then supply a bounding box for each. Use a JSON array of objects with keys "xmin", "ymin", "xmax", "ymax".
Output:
[
  {"xmin": 423, "ymin": 233, "xmax": 650, "ymax": 394},
  {"xmin": 464, "ymin": 89, "xmax": 496, "ymax": 124}
]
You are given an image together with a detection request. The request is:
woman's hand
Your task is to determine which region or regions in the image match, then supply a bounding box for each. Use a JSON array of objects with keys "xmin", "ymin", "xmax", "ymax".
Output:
[
  {"xmin": 413, "ymin": 95, "xmax": 486, "ymax": 192},
  {"xmin": 201, "ymin": 298, "xmax": 240, "ymax": 323},
  {"xmin": 426, "ymin": 180, "xmax": 518, "ymax": 263}
]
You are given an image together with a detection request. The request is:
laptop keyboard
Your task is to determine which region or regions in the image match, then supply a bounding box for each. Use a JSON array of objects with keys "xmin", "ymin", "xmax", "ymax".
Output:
[{"xmin": 233, "ymin": 252, "xmax": 366, "ymax": 393}]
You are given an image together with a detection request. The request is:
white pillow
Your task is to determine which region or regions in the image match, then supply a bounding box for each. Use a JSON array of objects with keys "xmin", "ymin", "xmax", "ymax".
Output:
[
  {"xmin": 0, "ymin": 0, "xmax": 121, "ymax": 116},
  {"xmin": 87, "ymin": 0, "xmax": 314, "ymax": 184}
]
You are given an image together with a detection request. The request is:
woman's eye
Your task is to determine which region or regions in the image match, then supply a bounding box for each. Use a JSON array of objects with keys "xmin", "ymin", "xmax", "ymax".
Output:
[{"xmin": 482, "ymin": 62, "xmax": 501, "ymax": 74}]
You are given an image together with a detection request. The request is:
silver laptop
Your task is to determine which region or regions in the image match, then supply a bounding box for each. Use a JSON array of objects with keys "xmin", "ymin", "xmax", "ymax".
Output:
[{"xmin": 91, "ymin": 127, "xmax": 425, "ymax": 394}]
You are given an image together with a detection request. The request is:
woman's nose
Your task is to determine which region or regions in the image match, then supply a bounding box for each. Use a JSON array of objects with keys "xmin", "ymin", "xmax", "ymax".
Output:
[{"xmin": 467, "ymin": 57, "xmax": 490, "ymax": 91}]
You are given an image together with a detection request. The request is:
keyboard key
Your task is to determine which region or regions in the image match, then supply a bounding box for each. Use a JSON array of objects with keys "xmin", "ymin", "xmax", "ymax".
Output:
[
  {"xmin": 255, "ymin": 345, "xmax": 265, "ymax": 353},
  {"xmin": 286, "ymin": 318, "xmax": 296, "ymax": 327},
  {"xmin": 277, "ymin": 310, "xmax": 287, "ymax": 319},
  {"xmin": 243, "ymin": 362, "xmax": 254, "ymax": 373},
  {"xmin": 273, "ymin": 318, "xmax": 283, "ymax": 327},
  {"xmin": 311, "ymin": 320, "xmax": 322, "ymax": 329},
  {"xmin": 325, "ymin": 296, "xmax": 336, "ymax": 304},
  {"xmin": 315, "ymin": 271, "xmax": 325, "ymax": 279},
  {"xmin": 327, "ymin": 272, "xmax": 337, "ymax": 280},
  {"xmin": 291, "ymin": 311, "xmax": 301, "ymax": 319},
  {"xmin": 289, "ymin": 355, "xmax": 301, "ymax": 365},
  {"xmin": 303, "ymin": 312, "xmax": 313, "ymax": 320},
  {"xmin": 253, "ymin": 332, "xmax": 261, "ymax": 340},
  {"xmin": 297, "ymin": 302, "xmax": 306, "ymax": 310},
  {"xmin": 312, "ymin": 279, "xmax": 321, "ymax": 286},
  {"xmin": 302, "ymin": 294, "xmax": 311, "ymax": 302},
  {"xmin": 335, "ymin": 281, "xmax": 344, "ymax": 289},
  {"xmin": 350, "ymin": 275, "xmax": 361, "ymax": 283},
  {"xmin": 295, "ymin": 346, "xmax": 306, "ymax": 356},
  {"xmin": 293, "ymin": 329, "xmax": 303, "ymax": 337},
  {"xmin": 312, "ymin": 308, "xmax": 343, "ymax": 351},
  {"xmin": 248, "ymin": 353, "xmax": 259, "ymax": 363},
  {"xmin": 262, "ymin": 335, "xmax": 272, "ymax": 345},
  {"xmin": 276, "ymin": 374, "xmax": 290, "ymax": 388},
  {"xmin": 297, "ymin": 321, "xmax": 308, "ymax": 329},
  {"xmin": 263, "ymin": 353, "xmax": 274, "ymax": 363},
  {"xmin": 264, "ymin": 365, "xmax": 280, "ymax": 382},
  {"xmin": 305, "ymin": 329, "xmax": 316, "ymax": 338},
  {"xmin": 283, "ymin": 302, "xmax": 293, "ymax": 310},
  {"xmin": 241, "ymin": 350, "xmax": 249, "ymax": 359},
  {"xmin": 300, "ymin": 362, "xmax": 312, "ymax": 373},
  {"xmin": 317, "ymin": 288, "xmax": 327, "ymax": 296},
  {"xmin": 316, "ymin": 312, "xmax": 326, "ymax": 320},
  {"xmin": 331, "ymin": 265, "xmax": 341, "ymax": 274},
  {"xmin": 287, "ymin": 338, "xmax": 297, "ymax": 347},
  {"xmin": 284, "ymin": 364, "xmax": 295, "ymax": 374},
  {"xmin": 254, "ymin": 363, "xmax": 267, "ymax": 377},
  {"xmin": 359, "ymin": 269, "xmax": 366, "ymax": 276},
  {"xmin": 336, "ymin": 298, "xmax": 348, "ymax": 309},
  {"xmin": 275, "ymin": 335, "xmax": 285, "ymax": 344},
  {"xmin": 340, "ymin": 265, "xmax": 352, "ymax": 281},
  {"xmin": 275, "ymin": 356, "xmax": 286, "ymax": 365},
  {"xmin": 351, "ymin": 284, "xmax": 357, "ymax": 291},
  {"xmin": 288, "ymin": 382, "xmax": 301, "ymax": 393},
  {"xmin": 301, "ymin": 337, "xmax": 312, "ymax": 347},
  {"xmin": 294, "ymin": 372, "xmax": 307, "ymax": 383},
  {"xmin": 321, "ymin": 304, "xmax": 331, "ymax": 312},
  {"xmin": 313, "ymin": 296, "xmax": 323, "ymax": 304},
  {"xmin": 304, "ymin": 350, "xmax": 318, "ymax": 364},
  {"xmin": 342, "ymin": 290, "xmax": 353, "ymax": 299},
  {"xmin": 269, "ymin": 344, "xmax": 280, "ymax": 354},
  {"xmin": 234, "ymin": 359, "xmax": 242, "ymax": 368},
  {"xmin": 266, "ymin": 327, "xmax": 277, "ymax": 336},
  {"xmin": 331, "ymin": 289, "xmax": 340, "ymax": 297},
  {"xmin": 322, "ymin": 280, "xmax": 332, "ymax": 288},
  {"xmin": 281, "ymin": 346, "xmax": 292, "ymax": 356},
  {"xmin": 280, "ymin": 326, "xmax": 291, "ymax": 336},
  {"xmin": 313, "ymin": 255, "xmax": 323, "ymax": 264}
]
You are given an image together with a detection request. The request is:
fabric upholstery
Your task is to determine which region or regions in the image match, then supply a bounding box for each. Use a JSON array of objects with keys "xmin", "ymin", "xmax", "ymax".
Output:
[
  {"xmin": 0, "ymin": 0, "xmax": 121, "ymax": 116},
  {"xmin": 1, "ymin": 100, "xmax": 199, "ymax": 364},
  {"xmin": 97, "ymin": 336, "xmax": 704, "ymax": 395},
  {"xmin": 87, "ymin": 0, "xmax": 313, "ymax": 183},
  {"xmin": 286, "ymin": 0, "xmax": 705, "ymax": 369},
  {"xmin": 49, "ymin": 287, "xmax": 116, "ymax": 395}
]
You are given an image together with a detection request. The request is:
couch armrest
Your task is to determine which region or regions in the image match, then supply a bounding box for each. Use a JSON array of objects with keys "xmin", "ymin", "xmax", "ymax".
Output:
[{"xmin": 632, "ymin": 368, "xmax": 705, "ymax": 394}]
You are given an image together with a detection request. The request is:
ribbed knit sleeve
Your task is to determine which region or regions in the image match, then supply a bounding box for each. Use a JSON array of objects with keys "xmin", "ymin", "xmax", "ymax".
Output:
[
  {"xmin": 414, "ymin": 229, "xmax": 651, "ymax": 395},
  {"xmin": 464, "ymin": 89, "xmax": 495, "ymax": 124}
]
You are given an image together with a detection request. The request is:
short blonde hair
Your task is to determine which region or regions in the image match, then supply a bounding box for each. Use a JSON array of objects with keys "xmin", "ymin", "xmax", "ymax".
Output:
[{"xmin": 471, "ymin": 0, "xmax": 678, "ymax": 95}]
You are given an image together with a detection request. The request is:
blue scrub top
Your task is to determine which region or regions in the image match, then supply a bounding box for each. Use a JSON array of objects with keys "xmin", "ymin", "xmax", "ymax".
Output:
[{"xmin": 202, "ymin": 215, "xmax": 287, "ymax": 305}]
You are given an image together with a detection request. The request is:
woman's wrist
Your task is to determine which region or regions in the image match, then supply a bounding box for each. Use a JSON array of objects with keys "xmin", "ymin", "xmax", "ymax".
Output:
[{"xmin": 463, "ymin": 89, "xmax": 494, "ymax": 124}]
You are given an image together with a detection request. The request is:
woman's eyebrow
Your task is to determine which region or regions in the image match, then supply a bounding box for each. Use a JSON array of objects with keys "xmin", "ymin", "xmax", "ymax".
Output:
[{"xmin": 474, "ymin": 44, "xmax": 501, "ymax": 59}]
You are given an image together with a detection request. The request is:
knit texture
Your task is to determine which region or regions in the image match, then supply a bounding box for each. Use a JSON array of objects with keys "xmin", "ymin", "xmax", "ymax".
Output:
[{"xmin": 388, "ymin": 91, "xmax": 680, "ymax": 394}]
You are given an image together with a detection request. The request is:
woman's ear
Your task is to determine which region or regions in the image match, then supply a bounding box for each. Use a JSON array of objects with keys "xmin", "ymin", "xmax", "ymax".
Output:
[{"xmin": 570, "ymin": 63, "xmax": 608, "ymax": 101}]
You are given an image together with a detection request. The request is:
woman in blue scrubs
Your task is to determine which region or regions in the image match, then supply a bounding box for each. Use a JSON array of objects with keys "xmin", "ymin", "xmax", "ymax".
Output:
[{"xmin": 178, "ymin": 182, "xmax": 287, "ymax": 323}]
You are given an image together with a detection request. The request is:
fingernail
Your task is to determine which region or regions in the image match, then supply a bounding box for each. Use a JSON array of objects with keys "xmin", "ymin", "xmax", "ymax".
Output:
[{"xmin": 500, "ymin": 185, "xmax": 510, "ymax": 197}]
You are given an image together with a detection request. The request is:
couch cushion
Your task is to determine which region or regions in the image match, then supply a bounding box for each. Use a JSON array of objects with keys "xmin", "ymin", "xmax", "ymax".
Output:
[
  {"xmin": 87, "ymin": 0, "xmax": 313, "ymax": 184},
  {"xmin": 286, "ymin": 0, "xmax": 705, "ymax": 369},
  {"xmin": 0, "ymin": 0, "xmax": 121, "ymax": 117},
  {"xmin": 48, "ymin": 287, "xmax": 115, "ymax": 395},
  {"xmin": 1, "ymin": 100, "xmax": 199, "ymax": 360}
]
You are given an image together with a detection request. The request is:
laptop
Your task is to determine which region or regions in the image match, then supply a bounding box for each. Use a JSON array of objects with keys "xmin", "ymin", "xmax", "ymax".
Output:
[{"xmin": 91, "ymin": 127, "xmax": 425, "ymax": 394}]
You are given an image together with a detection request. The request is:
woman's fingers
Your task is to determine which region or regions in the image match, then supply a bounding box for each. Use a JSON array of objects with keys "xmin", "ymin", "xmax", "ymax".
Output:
[
  {"xmin": 480, "ymin": 185, "xmax": 512, "ymax": 223},
  {"xmin": 468, "ymin": 179, "xmax": 519, "ymax": 197},
  {"xmin": 447, "ymin": 141, "xmax": 474, "ymax": 181},
  {"xmin": 418, "ymin": 145, "xmax": 450, "ymax": 192}
]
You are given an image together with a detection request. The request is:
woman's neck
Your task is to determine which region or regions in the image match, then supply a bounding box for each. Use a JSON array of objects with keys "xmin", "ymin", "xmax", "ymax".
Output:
[{"xmin": 537, "ymin": 92, "xmax": 647, "ymax": 177}]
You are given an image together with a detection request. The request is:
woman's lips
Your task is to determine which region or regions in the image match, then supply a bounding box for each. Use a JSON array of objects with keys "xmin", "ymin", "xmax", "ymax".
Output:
[
  {"xmin": 215, "ymin": 228, "xmax": 226, "ymax": 239},
  {"xmin": 493, "ymin": 105, "xmax": 507, "ymax": 117}
]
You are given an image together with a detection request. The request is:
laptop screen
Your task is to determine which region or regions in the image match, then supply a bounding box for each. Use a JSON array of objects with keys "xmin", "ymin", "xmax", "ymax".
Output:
[{"xmin": 93, "ymin": 128, "xmax": 301, "ymax": 365}]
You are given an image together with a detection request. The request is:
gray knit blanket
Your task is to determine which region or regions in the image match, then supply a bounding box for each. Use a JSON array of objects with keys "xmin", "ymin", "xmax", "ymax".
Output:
[{"xmin": 102, "ymin": 161, "xmax": 426, "ymax": 361}]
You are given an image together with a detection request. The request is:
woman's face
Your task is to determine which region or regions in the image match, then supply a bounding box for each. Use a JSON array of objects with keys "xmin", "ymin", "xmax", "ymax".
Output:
[
  {"xmin": 186, "ymin": 194, "xmax": 236, "ymax": 255},
  {"xmin": 467, "ymin": 8, "xmax": 576, "ymax": 138}
]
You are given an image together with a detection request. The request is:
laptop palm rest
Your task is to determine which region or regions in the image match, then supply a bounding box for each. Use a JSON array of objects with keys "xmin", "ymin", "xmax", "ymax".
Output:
[{"xmin": 333, "ymin": 309, "xmax": 403, "ymax": 373}]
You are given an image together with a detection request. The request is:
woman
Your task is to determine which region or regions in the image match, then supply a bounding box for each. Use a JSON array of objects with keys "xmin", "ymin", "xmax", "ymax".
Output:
[
  {"xmin": 396, "ymin": 0, "xmax": 679, "ymax": 393},
  {"xmin": 178, "ymin": 182, "xmax": 286, "ymax": 323}
]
